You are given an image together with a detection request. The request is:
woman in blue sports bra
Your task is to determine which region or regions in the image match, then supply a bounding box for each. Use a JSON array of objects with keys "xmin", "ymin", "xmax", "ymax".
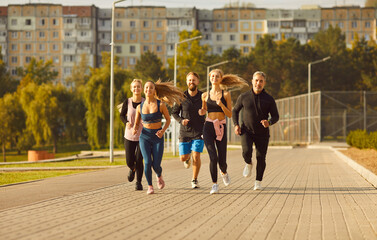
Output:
[
  {"xmin": 199, "ymin": 69, "xmax": 248, "ymax": 194},
  {"xmin": 133, "ymin": 80, "xmax": 184, "ymax": 195}
]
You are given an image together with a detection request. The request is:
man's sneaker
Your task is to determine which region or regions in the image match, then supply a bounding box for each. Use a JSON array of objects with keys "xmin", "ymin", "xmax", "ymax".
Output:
[
  {"xmin": 147, "ymin": 185, "xmax": 154, "ymax": 194},
  {"xmin": 135, "ymin": 182, "xmax": 143, "ymax": 191},
  {"xmin": 156, "ymin": 175, "xmax": 165, "ymax": 190},
  {"xmin": 191, "ymin": 179, "xmax": 199, "ymax": 189},
  {"xmin": 128, "ymin": 169, "xmax": 135, "ymax": 182},
  {"xmin": 254, "ymin": 180, "xmax": 262, "ymax": 190},
  {"xmin": 210, "ymin": 184, "xmax": 219, "ymax": 194},
  {"xmin": 221, "ymin": 172, "xmax": 231, "ymax": 186},
  {"xmin": 184, "ymin": 155, "xmax": 191, "ymax": 169},
  {"xmin": 243, "ymin": 163, "xmax": 252, "ymax": 178}
]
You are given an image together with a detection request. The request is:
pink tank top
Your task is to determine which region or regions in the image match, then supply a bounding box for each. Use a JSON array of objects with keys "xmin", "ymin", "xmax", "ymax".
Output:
[{"xmin": 124, "ymin": 98, "xmax": 144, "ymax": 141}]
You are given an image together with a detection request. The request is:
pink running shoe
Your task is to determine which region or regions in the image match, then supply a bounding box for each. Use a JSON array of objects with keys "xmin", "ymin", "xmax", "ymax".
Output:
[
  {"xmin": 147, "ymin": 185, "xmax": 154, "ymax": 194},
  {"xmin": 157, "ymin": 175, "xmax": 165, "ymax": 189}
]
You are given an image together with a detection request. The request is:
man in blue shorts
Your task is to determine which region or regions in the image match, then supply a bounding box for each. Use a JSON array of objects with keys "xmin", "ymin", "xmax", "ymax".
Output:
[{"xmin": 172, "ymin": 72, "xmax": 205, "ymax": 189}]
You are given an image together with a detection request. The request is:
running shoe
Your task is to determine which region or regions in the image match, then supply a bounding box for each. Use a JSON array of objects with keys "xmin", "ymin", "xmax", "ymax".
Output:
[
  {"xmin": 156, "ymin": 175, "xmax": 165, "ymax": 189},
  {"xmin": 128, "ymin": 169, "xmax": 135, "ymax": 182},
  {"xmin": 184, "ymin": 155, "xmax": 191, "ymax": 169},
  {"xmin": 147, "ymin": 185, "xmax": 154, "ymax": 194},
  {"xmin": 254, "ymin": 180, "xmax": 262, "ymax": 190},
  {"xmin": 135, "ymin": 182, "xmax": 143, "ymax": 191},
  {"xmin": 191, "ymin": 179, "xmax": 199, "ymax": 189},
  {"xmin": 210, "ymin": 184, "xmax": 219, "ymax": 194},
  {"xmin": 243, "ymin": 163, "xmax": 252, "ymax": 178},
  {"xmin": 221, "ymin": 172, "xmax": 231, "ymax": 186}
]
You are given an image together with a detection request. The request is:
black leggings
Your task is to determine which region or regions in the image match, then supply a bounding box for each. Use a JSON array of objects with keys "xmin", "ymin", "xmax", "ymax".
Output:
[
  {"xmin": 203, "ymin": 121, "xmax": 227, "ymax": 183},
  {"xmin": 124, "ymin": 138, "xmax": 144, "ymax": 183},
  {"xmin": 240, "ymin": 129, "xmax": 269, "ymax": 181}
]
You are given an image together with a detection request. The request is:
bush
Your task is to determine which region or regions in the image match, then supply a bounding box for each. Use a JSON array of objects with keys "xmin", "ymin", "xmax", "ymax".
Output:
[{"xmin": 347, "ymin": 129, "xmax": 377, "ymax": 150}]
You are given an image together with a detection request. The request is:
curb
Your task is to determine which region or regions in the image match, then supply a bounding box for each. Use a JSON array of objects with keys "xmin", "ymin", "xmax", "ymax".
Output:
[
  {"xmin": 0, "ymin": 166, "xmax": 123, "ymax": 172},
  {"xmin": 332, "ymin": 148, "xmax": 377, "ymax": 188}
]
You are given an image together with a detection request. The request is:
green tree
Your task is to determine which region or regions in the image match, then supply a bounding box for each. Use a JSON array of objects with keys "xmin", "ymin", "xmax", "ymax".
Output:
[
  {"xmin": 168, "ymin": 30, "xmax": 209, "ymax": 88},
  {"xmin": 84, "ymin": 52, "xmax": 134, "ymax": 149},
  {"xmin": 135, "ymin": 51, "xmax": 168, "ymax": 81},
  {"xmin": 17, "ymin": 58, "xmax": 58, "ymax": 87},
  {"xmin": 64, "ymin": 53, "xmax": 91, "ymax": 91},
  {"xmin": 0, "ymin": 93, "xmax": 26, "ymax": 161},
  {"xmin": 0, "ymin": 46, "xmax": 17, "ymax": 97}
]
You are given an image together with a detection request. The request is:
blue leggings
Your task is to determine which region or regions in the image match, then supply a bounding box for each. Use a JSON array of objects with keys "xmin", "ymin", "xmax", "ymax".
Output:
[{"xmin": 139, "ymin": 128, "xmax": 164, "ymax": 186}]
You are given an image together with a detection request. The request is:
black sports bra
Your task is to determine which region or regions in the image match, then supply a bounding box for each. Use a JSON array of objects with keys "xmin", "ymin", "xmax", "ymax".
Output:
[{"xmin": 207, "ymin": 90, "xmax": 227, "ymax": 113}]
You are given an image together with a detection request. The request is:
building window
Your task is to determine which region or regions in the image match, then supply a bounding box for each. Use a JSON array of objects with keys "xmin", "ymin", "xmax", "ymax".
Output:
[
  {"xmin": 143, "ymin": 46, "xmax": 149, "ymax": 52},
  {"xmin": 242, "ymin": 22, "xmax": 249, "ymax": 29},
  {"xmin": 143, "ymin": 33, "xmax": 149, "ymax": 40},
  {"xmin": 205, "ymin": 34, "xmax": 211, "ymax": 40},
  {"xmin": 116, "ymin": 21, "xmax": 122, "ymax": 27},
  {"xmin": 230, "ymin": 35, "xmax": 235, "ymax": 41},
  {"xmin": 39, "ymin": 44, "xmax": 45, "ymax": 51},
  {"xmin": 143, "ymin": 21, "xmax": 149, "ymax": 27},
  {"xmin": 53, "ymin": 32, "xmax": 59, "ymax": 38},
  {"xmin": 65, "ymin": 32, "xmax": 72, "ymax": 37},
  {"xmin": 217, "ymin": 47, "xmax": 222, "ymax": 54},
  {"xmin": 130, "ymin": 33, "xmax": 136, "ymax": 40},
  {"xmin": 229, "ymin": 23, "xmax": 235, "ymax": 29},
  {"xmin": 116, "ymin": 33, "xmax": 122, "ymax": 40},
  {"xmin": 53, "ymin": 56, "xmax": 59, "ymax": 63},
  {"xmin": 53, "ymin": 44, "xmax": 59, "ymax": 51},
  {"xmin": 65, "ymin": 18, "xmax": 73, "ymax": 24},
  {"xmin": 338, "ymin": 22, "xmax": 344, "ymax": 28},
  {"xmin": 351, "ymin": 21, "xmax": 357, "ymax": 28},
  {"xmin": 80, "ymin": 31, "xmax": 88, "ymax": 37},
  {"xmin": 11, "ymin": 19, "xmax": 17, "ymax": 26},
  {"xmin": 256, "ymin": 34, "xmax": 262, "ymax": 41},
  {"xmin": 256, "ymin": 22, "xmax": 262, "ymax": 29},
  {"xmin": 156, "ymin": 20, "xmax": 162, "ymax": 27},
  {"xmin": 281, "ymin": 21, "xmax": 292, "ymax": 28},
  {"xmin": 25, "ymin": 19, "xmax": 32, "ymax": 25},
  {"xmin": 169, "ymin": 44, "xmax": 174, "ymax": 51},
  {"xmin": 324, "ymin": 22, "xmax": 329, "ymax": 29},
  {"xmin": 53, "ymin": 19, "xmax": 58, "ymax": 26},
  {"xmin": 130, "ymin": 21, "xmax": 136, "ymax": 27},
  {"xmin": 216, "ymin": 34, "xmax": 222, "ymax": 41},
  {"xmin": 64, "ymin": 55, "xmax": 75, "ymax": 62},
  {"xmin": 156, "ymin": 45, "xmax": 162, "ymax": 52},
  {"xmin": 11, "ymin": 56, "xmax": 17, "ymax": 63},
  {"xmin": 81, "ymin": 18, "xmax": 90, "ymax": 25},
  {"xmin": 11, "ymin": 69, "xmax": 17, "ymax": 75},
  {"xmin": 116, "ymin": 46, "xmax": 122, "ymax": 54},
  {"xmin": 181, "ymin": 19, "xmax": 192, "ymax": 26},
  {"xmin": 11, "ymin": 44, "xmax": 17, "ymax": 51},
  {"xmin": 40, "ymin": 19, "xmax": 45, "ymax": 26},
  {"xmin": 129, "ymin": 57, "xmax": 136, "ymax": 65},
  {"xmin": 243, "ymin": 34, "xmax": 249, "ymax": 41},
  {"xmin": 156, "ymin": 33, "xmax": 162, "ymax": 40},
  {"xmin": 365, "ymin": 21, "xmax": 371, "ymax": 28},
  {"xmin": 25, "ymin": 56, "xmax": 31, "ymax": 63},
  {"xmin": 39, "ymin": 31, "xmax": 45, "ymax": 38},
  {"xmin": 168, "ymin": 19, "xmax": 178, "ymax": 26},
  {"xmin": 130, "ymin": 45, "xmax": 136, "ymax": 53},
  {"xmin": 308, "ymin": 21, "xmax": 318, "ymax": 27},
  {"xmin": 11, "ymin": 32, "xmax": 18, "ymax": 38},
  {"xmin": 243, "ymin": 47, "xmax": 249, "ymax": 53},
  {"xmin": 25, "ymin": 32, "xmax": 31, "ymax": 38},
  {"xmin": 64, "ymin": 67, "xmax": 72, "ymax": 75},
  {"xmin": 267, "ymin": 21, "xmax": 278, "ymax": 28},
  {"xmin": 25, "ymin": 44, "xmax": 31, "ymax": 51},
  {"xmin": 216, "ymin": 22, "xmax": 222, "ymax": 29}
]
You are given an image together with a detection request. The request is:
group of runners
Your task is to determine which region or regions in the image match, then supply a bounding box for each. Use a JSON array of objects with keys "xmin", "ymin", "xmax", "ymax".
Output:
[{"xmin": 120, "ymin": 70, "xmax": 279, "ymax": 194}]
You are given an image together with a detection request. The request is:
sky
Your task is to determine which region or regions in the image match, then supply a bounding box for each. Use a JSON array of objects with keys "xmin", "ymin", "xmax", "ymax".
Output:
[{"xmin": 0, "ymin": 0, "xmax": 366, "ymax": 9}]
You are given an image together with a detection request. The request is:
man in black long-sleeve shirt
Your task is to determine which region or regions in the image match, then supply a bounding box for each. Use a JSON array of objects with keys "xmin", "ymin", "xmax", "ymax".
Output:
[
  {"xmin": 172, "ymin": 72, "xmax": 205, "ymax": 189},
  {"xmin": 232, "ymin": 71, "xmax": 279, "ymax": 191}
]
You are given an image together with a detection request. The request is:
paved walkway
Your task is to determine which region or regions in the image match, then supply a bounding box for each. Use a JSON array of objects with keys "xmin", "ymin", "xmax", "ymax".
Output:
[{"xmin": 1, "ymin": 147, "xmax": 377, "ymax": 240}]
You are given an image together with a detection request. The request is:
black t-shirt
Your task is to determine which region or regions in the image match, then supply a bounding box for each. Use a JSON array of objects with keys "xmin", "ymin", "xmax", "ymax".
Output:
[
  {"xmin": 172, "ymin": 90, "xmax": 205, "ymax": 142},
  {"xmin": 232, "ymin": 89, "xmax": 279, "ymax": 136}
]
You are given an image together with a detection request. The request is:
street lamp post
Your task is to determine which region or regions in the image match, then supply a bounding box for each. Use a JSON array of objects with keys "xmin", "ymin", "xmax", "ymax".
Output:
[
  {"xmin": 172, "ymin": 35, "xmax": 202, "ymax": 155},
  {"xmin": 308, "ymin": 56, "xmax": 330, "ymax": 144},
  {"xmin": 206, "ymin": 60, "xmax": 230, "ymax": 93},
  {"xmin": 110, "ymin": 0, "xmax": 126, "ymax": 163}
]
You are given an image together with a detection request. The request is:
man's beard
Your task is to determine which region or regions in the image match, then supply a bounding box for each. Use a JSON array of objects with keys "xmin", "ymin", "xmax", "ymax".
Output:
[{"xmin": 189, "ymin": 84, "xmax": 197, "ymax": 91}]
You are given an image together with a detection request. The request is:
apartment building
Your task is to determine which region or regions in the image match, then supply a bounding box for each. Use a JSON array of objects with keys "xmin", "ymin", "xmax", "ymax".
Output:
[
  {"xmin": 1, "ymin": 3, "xmax": 376, "ymax": 83},
  {"xmin": 321, "ymin": 6, "xmax": 376, "ymax": 47},
  {"xmin": 0, "ymin": 7, "xmax": 7, "ymax": 61},
  {"xmin": 266, "ymin": 8, "xmax": 321, "ymax": 44}
]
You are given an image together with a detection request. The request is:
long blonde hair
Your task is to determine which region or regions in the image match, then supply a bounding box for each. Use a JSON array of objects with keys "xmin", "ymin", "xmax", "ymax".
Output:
[
  {"xmin": 148, "ymin": 80, "xmax": 185, "ymax": 107},
  {"xmin": 209, "ymin": 69, "xmax": 248, "ymax": 90}
]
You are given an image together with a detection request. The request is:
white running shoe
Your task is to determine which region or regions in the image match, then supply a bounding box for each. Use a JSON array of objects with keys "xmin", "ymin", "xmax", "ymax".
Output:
[
  {"xmin": 221, "ymin": 172, "xmax": 231, "ymax": 186},
  {"xmin": 243, "ymin": 163, "xmax": 252, "ymax": 178},
  {"xmin": 184, "ymin": 155, "xmax": 191, "ymax": 169},
  {"xmin": 191, "ymin": 179, "xmax": 199, "ymax": 189},
  {"xmin": 210, "ymin": 184, "xmax": 219, "ymax": 194},
  {"xmin": 254, "ymin": 180, "xmax": 262, "ymax": 190}
]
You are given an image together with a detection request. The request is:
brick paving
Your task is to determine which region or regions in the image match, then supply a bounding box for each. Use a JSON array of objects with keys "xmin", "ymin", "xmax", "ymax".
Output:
[{"xmin": 1, "ymin": 148, "xmax": 377, "ymax": 240}]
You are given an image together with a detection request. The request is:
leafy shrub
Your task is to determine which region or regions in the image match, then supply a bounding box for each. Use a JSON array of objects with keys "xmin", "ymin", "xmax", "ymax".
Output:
[{"xmin": 347, "ymin": 129, "xmax": 377, "ymax": 150}]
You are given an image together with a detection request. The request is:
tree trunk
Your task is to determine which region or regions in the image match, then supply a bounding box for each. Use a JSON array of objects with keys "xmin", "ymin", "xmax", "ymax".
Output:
[
  {"xmin": 53, "ymin": 137, "xmax": 57, "ymax": 154},
  {"xmin": 2, "ymin": 143, "xmax": 6, "ymax": 162}
]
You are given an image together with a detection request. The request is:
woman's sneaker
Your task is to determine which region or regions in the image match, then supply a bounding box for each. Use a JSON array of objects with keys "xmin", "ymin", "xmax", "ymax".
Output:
[
  {"xmin": 135, "ymin": 182, "xmax": 143, "ymax": 191},
  {"xmin": 210, "ymin": 184, "xmax": 219, "ymax": 194},
  {"xmin": 156, "ymin": 175, "xmax": 165, "ymax": 189},
  {"xmin": 243, "ymin": 163, "xmax": 252, "ymax": 178},
  {"xmin": 254, "ymin": 180, "xmax": 262, "ymax": 190},
  {"xmin": 221, "ymin": 172, "xmax": 231, "ymax": 186},
  {"xmin": 191, "ymin": 179, "xmax": 199, "ymax": 189},
  {"xmin": 147, "ymin": 186, "xmax": 154, "ymax": 194}
]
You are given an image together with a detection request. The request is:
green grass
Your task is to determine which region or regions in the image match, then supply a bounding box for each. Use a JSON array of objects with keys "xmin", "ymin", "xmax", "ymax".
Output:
[
  {"xmin": 0, "ymin": 170, "xmax": 92, "ymax": 186},
  {"xmin": 0, "ymin": 158, "xmax": 127, "ymax": 168}
]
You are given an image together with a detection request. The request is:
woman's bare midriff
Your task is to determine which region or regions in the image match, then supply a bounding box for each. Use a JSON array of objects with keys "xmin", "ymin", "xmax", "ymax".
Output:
[
  {"xmin": 207, "ymin": 112, "xmax": 226, "ymax": 121},
  {"xmin": 142, "ymin": 122, "xmax": 162, "ymax": 129}
]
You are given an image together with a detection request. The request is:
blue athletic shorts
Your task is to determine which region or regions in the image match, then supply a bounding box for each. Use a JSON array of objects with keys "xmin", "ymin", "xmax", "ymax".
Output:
[{"xmin": 179, "ymin": 139, "xmax": 204, "ymax": 156}]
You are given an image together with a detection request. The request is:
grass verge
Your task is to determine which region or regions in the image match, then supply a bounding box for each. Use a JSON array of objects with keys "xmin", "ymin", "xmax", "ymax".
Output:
[{"xmin": 0, "ymin": 170, "xmax": 92, "ymax": 186}]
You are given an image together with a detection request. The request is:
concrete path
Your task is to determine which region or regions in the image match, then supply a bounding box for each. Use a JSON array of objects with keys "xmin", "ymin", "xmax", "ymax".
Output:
[{"xmin": 1, "ymin": 147, "xmax": 377, "ymax": 240}]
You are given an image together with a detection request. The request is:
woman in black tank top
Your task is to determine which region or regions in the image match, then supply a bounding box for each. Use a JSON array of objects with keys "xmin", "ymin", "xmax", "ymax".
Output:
[{"xmin": 198, "ymin": 69, "xmax": 248, "ymax": 194}]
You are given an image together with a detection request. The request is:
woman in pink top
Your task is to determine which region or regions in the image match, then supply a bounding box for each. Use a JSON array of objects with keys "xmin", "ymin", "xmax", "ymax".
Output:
[
  {"xmin": 199, "ymin": 69, "xmax": 247, "ymax": 194},
  {"xmin": 120, "ymin": 79, "xmax": 144, "ymax": 190}
]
